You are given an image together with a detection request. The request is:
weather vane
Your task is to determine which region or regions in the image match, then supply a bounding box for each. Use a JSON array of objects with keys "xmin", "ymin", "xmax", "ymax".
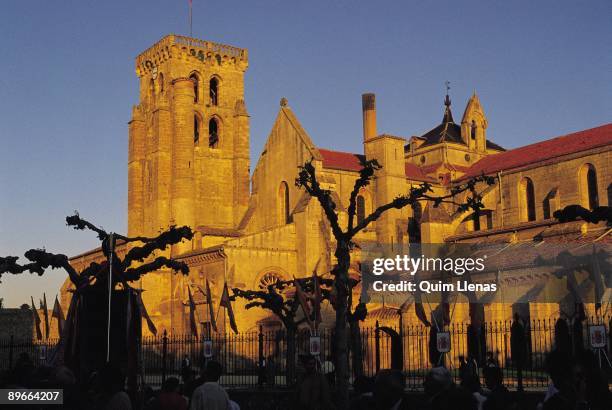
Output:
[{"xmin": 444, "ymin": 81, "xmax": 451, "ymax": 107}]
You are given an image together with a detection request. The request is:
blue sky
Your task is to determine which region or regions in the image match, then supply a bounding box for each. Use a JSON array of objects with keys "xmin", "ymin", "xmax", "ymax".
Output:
[{"xmin": 1, "ymin": 1, "xmax": 611, "ymax": 307}]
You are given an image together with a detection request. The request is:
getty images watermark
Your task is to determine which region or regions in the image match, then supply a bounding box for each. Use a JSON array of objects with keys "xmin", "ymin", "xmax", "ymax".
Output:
[{"xmin": 369, "ymin": 253, "xmax": 496, "ymax": 294}]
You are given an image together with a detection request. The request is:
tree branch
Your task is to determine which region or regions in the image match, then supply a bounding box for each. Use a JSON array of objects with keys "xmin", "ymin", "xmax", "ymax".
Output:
[
  {"xmin": 296, "ymin": 161, "xmax": 345, "ymax": 240},
  {"xmin": 123, "ymin": 256, "xmax": 189, "ymax": 281},
  {"xmin": 347, "ymin": 159, "xmax": 381, "ymax": 232},
  {"xmin": 121, "ymin": 225, "xmax": 194, "ymax": 269}
]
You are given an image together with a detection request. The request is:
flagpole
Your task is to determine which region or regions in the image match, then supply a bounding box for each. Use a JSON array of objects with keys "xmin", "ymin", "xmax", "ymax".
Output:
[
  {"xmin": 224, "ymin": 257, "xmax": 227, "ymax": 335},
  {"xmin": 189, "ymin": 0, "xmax": 193, "ymax": 37},
  {"xmin": 106, "ymin": 233, "xmax": 114, "ymax": 363}
]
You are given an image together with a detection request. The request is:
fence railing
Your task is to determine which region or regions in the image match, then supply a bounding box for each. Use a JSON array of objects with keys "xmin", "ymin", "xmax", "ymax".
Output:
[{"xmin": 1, "ymin": 317, "xmax": 610, "ymax": 390}]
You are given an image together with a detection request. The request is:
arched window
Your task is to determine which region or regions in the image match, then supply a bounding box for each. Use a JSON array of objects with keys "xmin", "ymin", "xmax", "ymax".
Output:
[
  {"xmin": 194, "ymin": 115, "xmax": 200, "ymax": 143},
  {"xmin": 579, "ymin": 164, "xmax": 599, "ymax": 210},
  {"xmin": 356, "ymin": 195, "xmax": 366, "ymax": 225},
  {"xmin": 189, "ymin": 73, "xmax": 199, "ymax": 102},
  {"xmin": 519, "ymin": 177, "xmax": 536, "ymax": 222},
  {"xmin": 210, "ymin": 77, "xmax": 219, "ymax": 106},
  {"xmin": 470, "ymin": 120, "xmax": 477, "ymax": 140},
  {"xmin": 587, "ymin": 167, "xmax": 598, "ymax": 209},
  {"xmin": 158, "ymin": 73, "xmax": 164, "ymax": 93},
  {"xmin": 578, "ymin": 164, "xmax": 599, "ymax": 209},
  {"xmin": 208, "ymin": 118, "xmax": 219, "ymax": 148},
  {"xmin": 279, "ymin": 182, "xmax": 291, "ymax": 224}
]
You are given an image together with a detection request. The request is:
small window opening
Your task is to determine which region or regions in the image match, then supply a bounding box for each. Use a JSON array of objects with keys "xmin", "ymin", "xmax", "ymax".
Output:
[
  {"xmin": 210, "ymin": 78, "xmax": 218, "ymax": 106},
  {"xmin": 471, "ymin": 120, "xmax": 477, "ymax": 140},
  {"xmin": 189, "ymin": 74, "xmax": 199, "ymax": 102},
  {"xmin": 209, "ymin": 118, "xmax": 219, "ymax": 148}
]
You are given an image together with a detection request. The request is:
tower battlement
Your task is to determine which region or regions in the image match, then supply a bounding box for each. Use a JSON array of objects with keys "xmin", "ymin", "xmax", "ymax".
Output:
[{"xmin": 135, "ymin": 34, "xmax": 248, "ymax": 77}]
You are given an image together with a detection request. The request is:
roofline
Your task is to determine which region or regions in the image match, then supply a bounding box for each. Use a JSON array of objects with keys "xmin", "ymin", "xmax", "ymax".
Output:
[
  {"xmin": 456, "ymin": 142, "xmax": 611, "ymax": 182},
  {"xmin": 444, "ymin": 219, "xmax": 591, "ymax": 242}
]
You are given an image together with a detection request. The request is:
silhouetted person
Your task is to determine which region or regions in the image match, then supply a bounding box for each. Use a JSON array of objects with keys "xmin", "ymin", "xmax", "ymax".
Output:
[
  {"xmin": 296, "ymin": 355, "xmax": 335, "ymax": 410},
  {"xmin": 181, "ymin": 355, "xmax": 192, "ymax": 384},
  {"xmin": 257, "ymin": 356, "xmax": 266, "ymax": 387},
  {"xmin": 153, "ymin": 377, "xmax": 187, "ymax": 410},
  {"xmin": 423, "ymin": 367, "xmax": 475, "ymax": 410},
  {"xmin": 265, "ymin": 355, "xmax": 276, "ymax": 386},
  {"xmin": 322, "ymin": 355, "xmax": 335, "ymax": 387},
  {"xmin": 99, "ymin": 364, "xmax": 132, "ymax": 410},
  {"xmin": 460, "ymin": 355, "xmax": 485, "ymax": 409},
  {"xmin": 459, "ymin": 356, "xmax": 480, "ymax": 392},
  {"xmin": 575, "ymin": 350, "xmax": 611, "ymax": 410},
  {"xmin": 348, "ymin": 375, "xmax": 374, "ymax": 410},
  {"xmin": 483, "ymin": 365, "xmax": 512, "ymax": 410},
  {"xmin": 541, "ymin": 350, "xmax": 593, "ymax": 410},
  {"xmin": 190, "ymin": 360, "xmax": 229, "ymax": 410},
  {"xmin": 554, "ymin": 318, "xmax": 571, "ymax": 353},
  {"xmin": 9, "ymin": 352, "xmax": 34, "ymax": 388},
  {"xmin": 374, "ymin": 369, "xmax": 412, "ymax": 410},
  {"xmin": 510, "ymin": 313, "xmax": 526, "ymax": 391}
]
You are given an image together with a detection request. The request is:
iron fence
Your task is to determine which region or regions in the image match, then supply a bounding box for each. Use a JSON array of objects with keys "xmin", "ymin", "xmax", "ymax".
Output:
[{"xmin": 1, "ymin": 316, "xmax": 610, "ymax": 390}]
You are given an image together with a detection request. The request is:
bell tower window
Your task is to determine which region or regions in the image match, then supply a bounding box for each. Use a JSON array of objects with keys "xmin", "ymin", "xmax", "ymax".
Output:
[
  {"xmin": 208, "ymin": 118, "xmax": 219, "ymax": 148},
  {"xmin": 189, "ymin": 73, "xmax": 199, "ymax": 103},
  {"xmin": 471, "ymin": 120, "xmax": 477, "ymax": 140},
  {"xmin": 210, "ymin": 77, "xmax": 219, "ymax": 106}
]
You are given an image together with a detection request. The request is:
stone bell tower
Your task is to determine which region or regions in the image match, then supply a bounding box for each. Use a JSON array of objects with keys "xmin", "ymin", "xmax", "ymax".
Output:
[
  {"xmin": 128, "ymin": 35, "xmax": 250, "ymax": 252},
  {"xmin": 127, "ymin": 35, "xmax": 250, "ymax": 332}
]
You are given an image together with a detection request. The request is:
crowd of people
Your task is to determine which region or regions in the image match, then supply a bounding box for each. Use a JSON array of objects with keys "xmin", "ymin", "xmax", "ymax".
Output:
[
  {"xmin": 296, "ymin": 351, "xmax": 610, "ymax": 410},
  {"xmin": 0, "ymin": 353, "xmax": 239, "ymax": 410},
  {"xmin": 0, "ymin": 349, "xmax": 609, "ymax": 410}
]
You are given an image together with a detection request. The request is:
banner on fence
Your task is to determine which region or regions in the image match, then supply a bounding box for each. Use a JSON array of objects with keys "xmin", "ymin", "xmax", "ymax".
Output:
[
  {"xmin": 589, "ymin": 325, "xmax": 607, "ymax": 348},
  {"xmin": 310, "ymin": 336, "xmax": 321, "ymax": 356},
  {"xmin": 436, "ymin": 331, "xmax": 451, "ymax": 353},
  {"xmin": 203, "ymin": 340, "xmax": 213, "ymax": 358}
]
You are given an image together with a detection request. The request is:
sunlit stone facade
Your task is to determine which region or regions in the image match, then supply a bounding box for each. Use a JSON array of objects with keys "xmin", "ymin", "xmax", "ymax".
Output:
[{"xmin": 62, "ymin": 35, "xmax": 611, "ymax": 336}]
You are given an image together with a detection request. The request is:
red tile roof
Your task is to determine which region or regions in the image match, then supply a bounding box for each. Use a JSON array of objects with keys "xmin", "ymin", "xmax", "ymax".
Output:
[
  {"xmin": 419, "ymin": 162, "xmax": 471, "ymax": 175},
  {"xmin": 405, "ymin": 163, "xmax": 436, "ymax": 182},
  {"xmin": 319, "ymin": 148, "xmax": 364, "ymax": 171},
  {"xmin": 319, "ymin": 148, "xmax": 435, "ymax": 181},
  {"xmin": 459, "ymin": 123, "xmax": 612, "ymax": 180}
]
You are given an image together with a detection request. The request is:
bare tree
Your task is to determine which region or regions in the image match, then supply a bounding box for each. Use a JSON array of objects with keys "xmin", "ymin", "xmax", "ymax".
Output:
[
  {"xmin": 232, "ymin": 276, "xmax": 334, "ymax": 384},
  {"xmin": 295, "ymin": 159, "xmax": 495, "ymax": 408},
  {"xmin": 0, "ymin": 213, "xmax": 193, "ymax": 289},
  {"xmin": 0, "ymin": 213, "xmax": 194, "ymax": 383}
]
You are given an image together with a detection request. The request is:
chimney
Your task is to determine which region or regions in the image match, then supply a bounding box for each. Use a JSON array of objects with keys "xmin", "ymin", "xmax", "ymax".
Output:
[{"xmin": 362, "ymin": 93, "xmax": 377, "ymax": 142}]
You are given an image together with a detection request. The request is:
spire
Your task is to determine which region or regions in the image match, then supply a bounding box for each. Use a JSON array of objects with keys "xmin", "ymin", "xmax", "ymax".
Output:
[{"xmin": 442, "ymin": 81, "xmax": 454, "ymax": 124}]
